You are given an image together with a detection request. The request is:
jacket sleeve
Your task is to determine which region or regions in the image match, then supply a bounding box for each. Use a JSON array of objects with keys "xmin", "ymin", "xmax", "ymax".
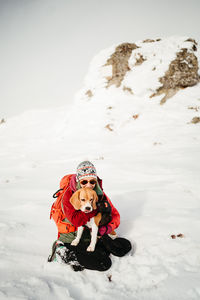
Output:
[
  {"xmin": 104, "ymin": 193, "xmax": 120, "ymax": 231},
  {"xmin": 62, "ymin": 189, "xmax": 98, "ymax": 227}
]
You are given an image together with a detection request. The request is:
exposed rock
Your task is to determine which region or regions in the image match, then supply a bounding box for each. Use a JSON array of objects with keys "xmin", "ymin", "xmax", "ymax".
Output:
[
  {"xmin": 185, "ymin": 38, "xmax": 197, "ymax": 45},
  {"xmin": 143, "ymin": 38, "xmax": 161, "ymax": 43},
  {"xmin": 134, "ymin": 54, "xmax": 147, "ymax": 66},
  {"xmin": 105, "ymin": 43, "xmax": 139, "ymax": 88},
  {"xmin": 191, "ymin": 116, "xmax": 200, "ymax": 124},
  {"xmin": 151, "ymin": 44, "xmax": 200, "ymax": 104},
  {"xmin": 192, "ymin": 44, "xmax": 197, "ymax": 51},
  {"xmin": 171, "ymin": 235, "xmax": 176, "ymax": 239},
  {"xmin": 123, "ymin": 86, "xmax": 134, "ymax": 94},
  {"xmin": 188, "ymin": 106, "xmax": 199, "ymax": 112},
  {"xmin": 77, "ymin": 36, "xmax": 200, "ymax": 133},
  {"xmin": 0, "ymin": 118, "xmax": 5, "ymax": 124},
  {"xmin": 132, "ymin": 114, "xmax": 139, "ymax": 119},
  {"xmin": 85, "ymin": 90, "xmax": 93, "ymax": 98},
  {"xmin": 160, "ymin": 48, "xmax": 199, "ymax": 88},
  {"xmin": 150, "ymin": 87, "xmax": 181, "ymax": 105},
  {"xmin": 177, "ymin": 233, "xmax": 184, "ymax": 238},
  {"xmin": 143, "ymin": 39, "xmax": 155, "ymax": 43},
  {"xmin": 185, "ymin": 39, "xmax": 197, "ymax": 51},
  {"xmin": 171, "ymin": 233, "xmax": 185, "ymax": 238},
  {"xmin": 105, "ymin": 124, "xmax": 114, "ymax": 131}
]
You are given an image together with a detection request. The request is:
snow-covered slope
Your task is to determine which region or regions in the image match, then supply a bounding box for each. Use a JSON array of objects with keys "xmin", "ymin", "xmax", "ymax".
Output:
[{"xmin": 0, "ymin": 36, "xmax": 200, "ymax": 300}]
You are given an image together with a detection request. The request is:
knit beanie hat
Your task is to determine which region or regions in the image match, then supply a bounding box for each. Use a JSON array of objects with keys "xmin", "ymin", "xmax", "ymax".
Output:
[{"xmin": 76, "ymin": 161, "xmax": 97, "ymax": 182}]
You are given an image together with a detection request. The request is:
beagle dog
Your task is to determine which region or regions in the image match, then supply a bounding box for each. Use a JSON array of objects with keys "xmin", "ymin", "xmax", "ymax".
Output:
[{"xmin": 70, "ymin": 188, "xmax": 106, "ymax": 252}]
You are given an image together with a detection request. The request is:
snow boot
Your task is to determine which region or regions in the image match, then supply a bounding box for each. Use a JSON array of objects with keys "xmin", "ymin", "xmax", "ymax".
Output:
[{"xmin": 55, "ymin": 241, "xmax": 84, "ymax": 271}]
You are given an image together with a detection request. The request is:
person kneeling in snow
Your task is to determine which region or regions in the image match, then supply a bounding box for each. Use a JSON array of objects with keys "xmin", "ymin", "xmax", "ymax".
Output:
[{"xmin": 49, "ymin": 161, "xmax": 132, "ymax": 271}]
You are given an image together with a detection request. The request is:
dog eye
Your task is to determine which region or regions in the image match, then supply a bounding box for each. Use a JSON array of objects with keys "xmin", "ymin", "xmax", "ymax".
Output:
[
  {"xmin": 90, "ymin": 198, "xmax": 93, "ymax": 202},
  {"xmin": 81, "ymin": 199, "xmax": 85, "ymax": 202}
]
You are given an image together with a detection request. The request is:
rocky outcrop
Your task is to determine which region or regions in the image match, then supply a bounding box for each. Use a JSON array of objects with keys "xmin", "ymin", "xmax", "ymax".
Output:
[
  {"xmin": 105, "ymin": 43, "xmax": 138, "ymax": 88},
  {"xmin": 76, "ymin": 36, "xmax": 200, "ymax": 133},
  {"xmin": 151, "ymin": 41, "xmax": 199, "ymax": 104},
  {"xmin": 104, "ymin": 37, "xmax": 199, "ymax": 104}
]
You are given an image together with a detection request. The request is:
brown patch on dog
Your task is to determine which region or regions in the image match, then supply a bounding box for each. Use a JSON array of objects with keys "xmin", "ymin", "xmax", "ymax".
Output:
[
  {"xmin": 94, "ymin": 212, "xmax": 102, "ymax": 226},
  {"xmin": 70, "ymin": 190, "xmax": 81, "ymax": 210}
]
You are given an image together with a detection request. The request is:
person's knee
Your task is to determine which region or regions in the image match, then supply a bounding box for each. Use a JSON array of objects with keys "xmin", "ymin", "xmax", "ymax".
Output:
[
  {"xmin": 76, "ymin": 251, "xmax": 112, "ymax": 271},
  {"xmin": 101, "ymin": 235, "xmax": 132, "ymax": 257},
  {"xmin": 98, "ymin": 256, "xmax": 112, "ymax": 271}
]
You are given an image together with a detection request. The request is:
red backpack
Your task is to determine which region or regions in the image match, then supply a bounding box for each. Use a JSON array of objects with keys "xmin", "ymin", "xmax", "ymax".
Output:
[{"xmin": 50, "ymin": 174, "xmax": 76, "ymax": 234}]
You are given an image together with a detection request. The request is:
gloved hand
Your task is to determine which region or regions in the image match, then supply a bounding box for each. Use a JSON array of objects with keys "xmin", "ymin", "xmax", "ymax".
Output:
[
  {"xmin": 97, "ymin": 200, "xmax": 111, "ymax": 214},
  {"xmin": 98, "ymin": 225, "xmax": 112, "ymax": 236}
]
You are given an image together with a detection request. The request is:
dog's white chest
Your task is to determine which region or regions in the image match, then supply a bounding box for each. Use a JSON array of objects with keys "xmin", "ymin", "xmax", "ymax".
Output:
[
  {"xmin": 71, "ymin": 217, "xmax": 98, "ymax": 252},
  {"xmin": 86, "ymin": 217, "xmax": 95, "ymax": 229}
]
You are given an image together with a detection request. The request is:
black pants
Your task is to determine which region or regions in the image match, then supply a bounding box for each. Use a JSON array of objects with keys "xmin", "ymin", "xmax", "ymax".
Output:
[{"xmin": 64, "ymin": 229, "xmax": 132, "ymax": 271}]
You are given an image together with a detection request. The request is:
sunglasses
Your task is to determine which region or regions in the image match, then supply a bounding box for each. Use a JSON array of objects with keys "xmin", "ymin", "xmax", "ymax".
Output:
[{"xmin": 80, "ymin": 179, "xmax": 97, "ymax": 185}]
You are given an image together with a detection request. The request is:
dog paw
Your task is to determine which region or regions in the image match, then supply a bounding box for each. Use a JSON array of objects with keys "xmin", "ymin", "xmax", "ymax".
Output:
[
  {"xmin": 87, "ymin": 245, "xmax": 95, "ymax": 252},
  {"xmin": 71, "ymin": 239, "xmax": 79, "ymax": 246}
]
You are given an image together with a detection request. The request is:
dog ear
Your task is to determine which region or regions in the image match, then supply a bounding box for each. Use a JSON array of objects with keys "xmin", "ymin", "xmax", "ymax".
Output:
[
  {"xmin": 92, "ymin": 191, "xmax": 98, "ymax": 210},
  {"xmin": 70, "ymin": 190, "xmax": 81, "ymax": 210}
]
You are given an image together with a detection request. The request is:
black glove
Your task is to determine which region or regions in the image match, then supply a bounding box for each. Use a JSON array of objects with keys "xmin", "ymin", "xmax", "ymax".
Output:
[
  {"xmin": 97, "ymin": 198, "xmax": 112, "ymax": 226},
  {"xmin": 97, "ymin": 199, "xmax": 111, "ymax": 214}
]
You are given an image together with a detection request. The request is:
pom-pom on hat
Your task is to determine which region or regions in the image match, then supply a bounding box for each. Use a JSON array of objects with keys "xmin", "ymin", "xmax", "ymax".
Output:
[{"xmin": 76, "ymin": 161, "xmax": 97, "ymax": 182}]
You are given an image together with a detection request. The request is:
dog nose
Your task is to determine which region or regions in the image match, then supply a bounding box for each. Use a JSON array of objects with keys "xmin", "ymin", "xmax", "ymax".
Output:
[{"xmin": 85, "ymin": 206, "xmax": 91, "ymax": 211}]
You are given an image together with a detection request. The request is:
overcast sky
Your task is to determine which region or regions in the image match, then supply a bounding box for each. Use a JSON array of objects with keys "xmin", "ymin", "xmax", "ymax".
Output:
[{"xmin": 1, "ymin": 0, "xmax": 200, "ymax": 118}]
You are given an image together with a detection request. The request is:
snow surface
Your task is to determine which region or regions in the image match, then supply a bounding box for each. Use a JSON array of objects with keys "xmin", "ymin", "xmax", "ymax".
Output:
[{"xmin": 0, "ymin": 36, "xmax": 200, "ymax": 300}]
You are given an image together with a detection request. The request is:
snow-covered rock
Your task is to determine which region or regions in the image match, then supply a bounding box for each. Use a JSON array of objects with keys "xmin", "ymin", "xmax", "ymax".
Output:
[{"xmin": 66, "ymin": 36, "xmax": 200, "ymax": 134}]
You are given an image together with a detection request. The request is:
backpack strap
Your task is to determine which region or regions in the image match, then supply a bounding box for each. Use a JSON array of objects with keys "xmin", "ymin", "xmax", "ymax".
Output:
[{"xmin": 52, "ymin": 189, "xmax": 63, "ymax": 198}]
